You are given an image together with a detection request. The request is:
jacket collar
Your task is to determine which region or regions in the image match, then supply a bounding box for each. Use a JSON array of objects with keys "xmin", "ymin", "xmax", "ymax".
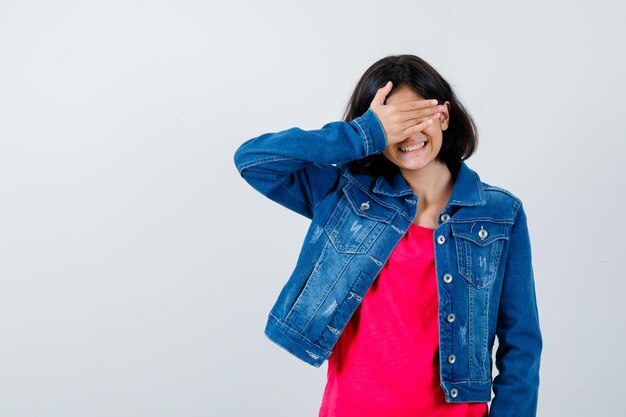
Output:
[{"xmin": 370, "ymin": 160, "xmax": 486, "ymax": 207}]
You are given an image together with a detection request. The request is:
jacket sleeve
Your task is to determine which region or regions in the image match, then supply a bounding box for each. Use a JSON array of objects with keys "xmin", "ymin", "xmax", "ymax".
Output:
[
  {"xmin": 490, "ymin": 203, "xmax": 543, "ymax": 417},
  {"xmin": 233, "ymin": 108, "xmax": 388, "ymax": 219}
]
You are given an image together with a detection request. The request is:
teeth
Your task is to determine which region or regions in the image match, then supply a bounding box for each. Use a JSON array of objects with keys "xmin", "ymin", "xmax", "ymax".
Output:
[{"xmin": 400, "ymin": 141, "xmax": 427, "ymax": 152}]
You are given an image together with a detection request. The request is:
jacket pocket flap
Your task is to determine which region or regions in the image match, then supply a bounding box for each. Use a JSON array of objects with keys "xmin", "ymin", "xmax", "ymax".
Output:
[
  {"xmin": 342, "ymin": 182, "xmax": 396, "ymax": 224},
  {"xmin": 451, "ymin": 220, "xmax": 510, "ymax": 246}
]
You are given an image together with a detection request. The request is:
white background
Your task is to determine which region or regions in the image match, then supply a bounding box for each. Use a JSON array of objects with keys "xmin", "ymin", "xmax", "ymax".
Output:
[{"xmin": 1, "ymin": 1, "xmax": 624, "ymax": 416}]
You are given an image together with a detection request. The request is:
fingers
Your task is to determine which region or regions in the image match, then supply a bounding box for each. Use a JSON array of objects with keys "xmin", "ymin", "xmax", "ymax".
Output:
[
  {"xmin": 368, "ymin": 84, "xmax": 447, "ymax": 144},
  {"xmin": 393, "ymin": 101, "xmax": 444, "ymax": 121},
  {"xmin": 399, "ymin": 107, "xmax": 444, "ymax": 123},
  {"xmin": 400, "ymin": 113, "xmax": 441, "ymax": 134},
  {"xmin": 396, "ymin": 99, "xmax": 439, "ymax": 111}
]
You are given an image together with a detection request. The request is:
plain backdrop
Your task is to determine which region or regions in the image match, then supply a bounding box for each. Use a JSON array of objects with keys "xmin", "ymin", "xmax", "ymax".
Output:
[{"xmin": 1, "ymin": 1, "xmax": 624, "ymax": 416}]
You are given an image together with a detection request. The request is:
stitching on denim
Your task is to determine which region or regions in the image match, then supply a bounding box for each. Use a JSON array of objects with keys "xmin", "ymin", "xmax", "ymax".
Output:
[
  {"xmin": 284, "ymin": 240, "xmax": 332, "ymax": 324},
  {"xmin": 237, "ymin": 155, "xmax": 292, "ymax": 172},
  {"xmin": 448, "ymin": 199, "xmax": 483, "ymax": 207},
  {"xmin": 345, "ymin": 175, "xmax": 410, "ymax": 217},
  {"xmin": 346, "ymin": 180, "xmax": 399, "ymax": 212},
  {"xmin": 480, "ymin": 287, "xmax": 489, "ymax": 377},
  {"xmin": 268, "ymin": 311, "xmax": 328, "ymax": 351},
  {"xmin": 453, "ymin": 230, "xmax": 510, "ymax": 246},
  {"xmin": 512, "ymin": 200, "xmax": 523, "ymax": 220},
  {"xmin": 300, "ymin": 243, "xmax": 355, "ymax": 333},
  {"xmin": 483, "ymin": 184, "xmax": 523, "ymax": 205},
  {"xmin": 353, "ymin": 118, "xmax": 369, "ymax": 155},
  {"xmin": 448, "ymin": 217, "xmax": 514, "ymax": 225},
  {"xmin": 445, "ymin": 378, "xmax": 492, "ymax": 384},
  {"xmin": 455, "ymin": 231, "xmax": 505, "ymax": 288},
  {"xmin": 368, "ymin": 108, "xmax": 387, "ymax": 145},
  {"xmin": 345, "ymin": 170, "xmax": 414, "ymax": 200},
  {"xmin": 325, "ymin": 198, "xmax": 376, "ymax": 254},
  {"xmin": 468, "ymin": 284, "xmax": 476, "ymax": 380},
  {"xmin": 466, "ymin": 286, "xmax": 491, "ymax": 380}
]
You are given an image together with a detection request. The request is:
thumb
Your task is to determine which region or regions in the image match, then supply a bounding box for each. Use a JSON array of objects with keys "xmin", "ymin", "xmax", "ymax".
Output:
[{"xmin": 370, "ymin": 81, "xmax": 393, "ymax": 108}]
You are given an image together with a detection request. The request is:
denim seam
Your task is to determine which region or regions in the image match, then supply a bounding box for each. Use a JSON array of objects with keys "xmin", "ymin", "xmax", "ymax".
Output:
[
  {"xmin": 286, "ymin": 240, "xmax": 350, "ymax": 330},
  {"xmin": 483, "ymin": 184, "xmax": 523, "ymax": 205},
  {"xmin": 445, "ymin": 378, "xmax": 492, "ymax": 384},
  {"xmin": 448, "ymin": 217, "xmax": 514, "ymax": 225},
  {"xmin": 512, "ymin": 200, "xmax": 523, "ymax": 219},
  {"xmin": 468, "ymin": 284, "xmax": 476, "ymax": 380},
  {"xmin": 237, "ymin": 155, "xmax": 292, "ymax": 173},
  {"xmin": 303, "ymin": 251, "xmax": 353, "ymax": 334},
  {"xmin": 353, "ymin": 117, "xmax": 370, "ymax": 155},
  {"xmin": 344, "ymin": 180, "xmax": 399, "ymax": 212},
  {"xmin": 480, "ymin": 287, "xmax": 489, "ymax": 377},
  {"xmin": 368, "ymin": 108, "xmax": 387, "ymax": 147},
  {"xmin": 284, "ymin": 241, "xmax": 331, "ymax": 324},
  {"xmin": 268, "ymin": 311, "xmax": 328, "ymax": 351}
]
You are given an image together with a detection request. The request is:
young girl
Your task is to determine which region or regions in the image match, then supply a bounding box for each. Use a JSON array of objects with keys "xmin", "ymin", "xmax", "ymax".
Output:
[{"xmin": 233, "ymin": 54, "xmax": 542, "ymax": 417}]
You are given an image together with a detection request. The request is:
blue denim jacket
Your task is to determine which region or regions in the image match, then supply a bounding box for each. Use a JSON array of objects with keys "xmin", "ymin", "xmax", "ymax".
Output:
[{"xmin": 233, "ymin": 108, "xmax": 542, "ymax": 417}]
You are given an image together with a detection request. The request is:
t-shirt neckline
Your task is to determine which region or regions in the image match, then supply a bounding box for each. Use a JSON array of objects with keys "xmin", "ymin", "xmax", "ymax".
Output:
[{"xmin": 410, "ymin": 223, "xmax": 436, "ymax": 231}]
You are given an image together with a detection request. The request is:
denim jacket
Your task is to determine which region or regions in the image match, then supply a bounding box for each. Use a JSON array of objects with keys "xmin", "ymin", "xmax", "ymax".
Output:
[{"xmin": 233, "ymin": 108, "xmax": 542, "ymax": 417}]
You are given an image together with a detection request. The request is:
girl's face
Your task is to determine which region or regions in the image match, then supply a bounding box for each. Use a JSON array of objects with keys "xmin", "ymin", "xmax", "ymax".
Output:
[{"xmin": 382, "ymin": 85, "xmax": 450, "ymax": 172}]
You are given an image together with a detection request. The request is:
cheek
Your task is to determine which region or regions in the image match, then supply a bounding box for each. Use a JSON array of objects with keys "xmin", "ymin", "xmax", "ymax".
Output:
[{"xmin": 424, "ymin": 123, "xmax": 444, "ymax": 141}]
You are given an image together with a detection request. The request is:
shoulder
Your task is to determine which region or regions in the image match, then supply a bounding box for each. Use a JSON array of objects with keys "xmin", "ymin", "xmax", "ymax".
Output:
[
  {"xmin": 461, "ymin": 161, "xmax": 524, "ymax": 217},
  {"xmin": 481, "ymin": 181, "xmax": 522, "ymax": 204},
  {"xmin": 480, "ymin": 180, "xmax": 524, "ymax": 218}
]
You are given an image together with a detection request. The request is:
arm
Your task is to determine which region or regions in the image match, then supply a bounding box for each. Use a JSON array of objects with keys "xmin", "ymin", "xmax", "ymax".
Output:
[
  {"xmin": 233, "ymin": 108, "xmax": 388, "ymax": 219},
  {"xmin": 490, "ymin": 203, "xmax": 543, "ymax": 417}
]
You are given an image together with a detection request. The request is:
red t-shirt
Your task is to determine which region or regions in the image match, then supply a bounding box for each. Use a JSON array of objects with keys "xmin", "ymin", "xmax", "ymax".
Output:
[{"xmin": 318, "ymin": 223, "xmax": 489, "ymax": 417}]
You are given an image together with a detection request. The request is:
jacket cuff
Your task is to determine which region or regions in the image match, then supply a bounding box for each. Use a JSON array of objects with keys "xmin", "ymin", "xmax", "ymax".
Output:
[{"xmin": 352, "ymin": 108, "xmax": 388, "ymax": 155}]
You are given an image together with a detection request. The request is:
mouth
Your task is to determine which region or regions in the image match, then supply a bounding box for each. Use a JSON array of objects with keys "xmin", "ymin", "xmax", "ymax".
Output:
[{"xmin": 398, "ymin": 139, "xmax": 429, "ymax": 153}]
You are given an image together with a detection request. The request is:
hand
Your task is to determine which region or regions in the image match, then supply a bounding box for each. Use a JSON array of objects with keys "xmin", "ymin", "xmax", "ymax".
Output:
[{"xmin": 369, "ymin": 81, "xmax": 445, "ymax": 148}]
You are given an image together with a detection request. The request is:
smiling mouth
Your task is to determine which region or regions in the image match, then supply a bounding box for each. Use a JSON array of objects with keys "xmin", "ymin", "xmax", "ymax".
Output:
[{"xmin": 399, "ymin": 139, "xmax": 429, "ymax": 152}]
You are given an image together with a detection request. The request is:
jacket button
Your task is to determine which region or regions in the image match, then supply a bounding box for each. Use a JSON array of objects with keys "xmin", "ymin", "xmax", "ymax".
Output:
[
  {"xmin": 447, "ymin": 313, "xmax": 456, "ymax": 322},
  {"xmin": 360, "ymin": 201, "xmax": 370, "ymax": 211},
  {"xmin": 450, "ymin": 388, "xmax": 458, "ymax": 398},
  {"xmin": 478, "ymin": 226, "xmax": 488, "ymax": 240},
  {"xmin": 448, "ymin": 354, "xmax": 456, "ymax": 364},
  {"xmin": 437, "ymin": 235, "xmax": 446, "ymax": 244},
  {"xmin": 440, "ymin": 213, "xmax": 450, "ymax": 222},
  {"xmin": 443, "ymin": 273, "xmax": 453, "ymax": 283}
]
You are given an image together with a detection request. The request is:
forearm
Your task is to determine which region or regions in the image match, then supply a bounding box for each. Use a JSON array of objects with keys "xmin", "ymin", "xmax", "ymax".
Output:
[
  {"xmin": 232, "ymin": 108, "xmax": 387, "ymax": 218},
  {"xmin": 233, "ymin": 108, "xmax": 387, "ymax": 175}
]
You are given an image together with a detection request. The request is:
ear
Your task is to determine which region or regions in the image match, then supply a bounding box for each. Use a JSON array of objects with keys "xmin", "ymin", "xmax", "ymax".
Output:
[{"xmin": 440, "ymin": 101, "xmax": 451, "ymax": 131}]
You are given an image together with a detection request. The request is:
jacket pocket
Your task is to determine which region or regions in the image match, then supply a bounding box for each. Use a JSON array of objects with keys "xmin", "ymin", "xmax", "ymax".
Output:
[
  {"xmin": 451, "ymin": 220, "xmax": 510, "ymax": 288},
  {"xmin": 323, "ymin": 182, "xmax": 396, "ymax": 254},
  {"xmin": 318, "ymin": 269, "xmax": 374, "ymax": 349}
]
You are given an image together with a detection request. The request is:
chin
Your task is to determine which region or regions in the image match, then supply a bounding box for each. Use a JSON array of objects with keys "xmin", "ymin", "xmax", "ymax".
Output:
[{"xmin": 399, "ymin": 161, "xmax": 434, "ymax": 171}]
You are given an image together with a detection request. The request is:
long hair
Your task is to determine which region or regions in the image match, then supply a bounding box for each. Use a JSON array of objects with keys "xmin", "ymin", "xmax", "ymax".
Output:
[{"xmin": 344, "ymin": 54, "xmax": 478, "ymax": 180}]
